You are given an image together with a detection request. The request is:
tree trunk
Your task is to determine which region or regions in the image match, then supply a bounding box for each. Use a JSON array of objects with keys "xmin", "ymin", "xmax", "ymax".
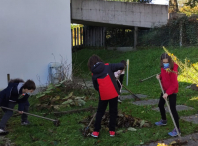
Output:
[{"xmin": 169, "ymin": 0, "xmax": 179, "ymax": 13}]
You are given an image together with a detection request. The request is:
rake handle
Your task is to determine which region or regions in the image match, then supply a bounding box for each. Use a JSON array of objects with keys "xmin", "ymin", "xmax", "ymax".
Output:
[
  {"xmin": 140, "ymin": 73, "xmax": 160, "ymax": 82},
  {"xmin": 122, "ymin": 85, "xmax": 140, "ymax": 100},
  {"xmin": 87, "ymin": 113, "xmax": 96, "ymax": 128},
  {"xmin": 158, "ymin": 79, "xmax": 181, "ymax": 139},
  {"xmin": 1, "ymin": 106, "xmax": 57, "ymax": 122}
]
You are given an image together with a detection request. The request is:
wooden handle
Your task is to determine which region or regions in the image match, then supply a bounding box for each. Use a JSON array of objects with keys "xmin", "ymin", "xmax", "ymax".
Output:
[
  {"xmin": 158, "ymin": 79, "xmax": 181, "ymax": 139},
  {"xmin": 1, "ymin": 106, "xmax": 57, "ymax": 122}
]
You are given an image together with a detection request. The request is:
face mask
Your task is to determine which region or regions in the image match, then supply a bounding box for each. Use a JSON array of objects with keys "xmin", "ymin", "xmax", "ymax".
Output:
[
  {"xmin": 163, "ymin": 63, "xmax": 169, "ymax": 69},
  {"xmin": 26, "ymin": 92, "xmax": 31, "ymax": 95}
]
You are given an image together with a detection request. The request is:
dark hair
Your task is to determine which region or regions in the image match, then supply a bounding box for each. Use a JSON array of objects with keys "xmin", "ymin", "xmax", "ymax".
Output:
[
  {"xmin": 120, "ymin": 60, "xmax": 126, "ymax": 66},
  {"xmin": 23, "ymin": 80, "xmax": 36, "ymax": 90},
  {"xmin": 160, "ymin": 53, "xmax": 174, "ymax": 70},
  {"xmin": 87, "ymin": 54, "xmax": 103, "ymax": 71},
  {"xmin": 9, "ymin": 78, "xmax": 24, "ymax": 83}
]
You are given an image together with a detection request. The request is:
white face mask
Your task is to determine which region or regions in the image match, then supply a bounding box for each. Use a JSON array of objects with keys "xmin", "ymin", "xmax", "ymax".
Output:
[{"xmin": 25, "ymin": 89, "xmax": 34, "ymax": 95}]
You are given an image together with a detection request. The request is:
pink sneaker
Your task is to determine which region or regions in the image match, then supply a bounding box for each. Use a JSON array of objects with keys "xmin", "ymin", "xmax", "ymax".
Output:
[
  {"xmin": 109, "ymin": 131, "xmax": 115, "ymax": 137},
  {"xmin": 91, "ymin": 131, "xmax": 99, "ymax": 138}
]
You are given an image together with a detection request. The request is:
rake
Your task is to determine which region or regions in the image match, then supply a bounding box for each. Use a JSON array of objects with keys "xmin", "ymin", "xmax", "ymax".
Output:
[{"xmin": 1, "ymin": 106, "xmax": 60, "ymax": 126}]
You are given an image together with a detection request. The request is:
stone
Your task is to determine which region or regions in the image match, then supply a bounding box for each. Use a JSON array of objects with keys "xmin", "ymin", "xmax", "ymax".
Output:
[
  {"xmin": 142, "ymin": 132, "xmax": 198, "ymax": 146},
  {"xmin": 152, "ymin": 105, "xmax": 194, "ymax": 113},
  {"xmin": 121, "ymin": 90, "xmax": 129, "ymax": 93},
  {"xmin": 121, "ymin": 94, "xmax": 147, "ymax": 100},
  {"xmin": 181, "ymin": 114, "xmax": 198, "ymax": 124},
  {"xmin": 132, "ymin": 99, "xmax": 159, "ymax": 106}
]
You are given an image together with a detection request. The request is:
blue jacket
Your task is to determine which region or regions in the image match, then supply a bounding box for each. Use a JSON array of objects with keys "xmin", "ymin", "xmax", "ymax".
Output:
[{"xmin": 0, "ymin": 82, "xmax": 30, "ymax": 111}]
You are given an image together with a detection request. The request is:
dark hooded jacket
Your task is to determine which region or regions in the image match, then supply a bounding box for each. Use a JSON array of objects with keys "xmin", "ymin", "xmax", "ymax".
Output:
[
  {"xmin": 91, "ymin": 62, "xmax": 124, "ymax": 100},
  {"xmin": 0, "ymin": 82, "xmax": 30, "ymax": 111}
]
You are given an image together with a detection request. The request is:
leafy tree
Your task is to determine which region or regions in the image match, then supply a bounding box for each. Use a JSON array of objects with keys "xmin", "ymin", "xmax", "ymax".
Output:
[
  {"xmin": 185, "ymin": 0, "xmax": 198, "ymax": 8},
  {"xmin": 180, "ymin": 5, "xmax": 198, "ymax": 16}
]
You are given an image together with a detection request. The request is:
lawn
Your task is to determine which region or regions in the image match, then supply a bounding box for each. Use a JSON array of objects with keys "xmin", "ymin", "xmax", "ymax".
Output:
[{"xmin": 2, "ymin": 46, "xmax": 198, "ymax": 146}]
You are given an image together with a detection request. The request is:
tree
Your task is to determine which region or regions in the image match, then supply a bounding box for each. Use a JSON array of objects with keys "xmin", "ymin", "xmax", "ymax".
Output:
[
  {"xmin": 169, "ymin": 0, "xmax": 179, "ymax": 12},
  {"xmin": 180, "ymin": 5, "xmax": 198, "ymax": 16},
  {"xmin": 185, "ymin": 0, "xmax": 198, "ymax": 8},
  {"xmin": 180, "ymin": 0, "xmax": 198, "ymax": 16}
]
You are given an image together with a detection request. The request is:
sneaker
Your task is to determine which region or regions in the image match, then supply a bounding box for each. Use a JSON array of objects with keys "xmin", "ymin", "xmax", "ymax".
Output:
[
  {"xmin": 0, "ymin": 128, "xmax": 8, "ymax": 135},
  {"xmin": 0, "ymin": 128, "xmax": 6, "ymax": 133},
  {"xmin": 168, "ymin": 128, "xmax": 181, "ymax": 137},
  {"xmin": 21, "ymin": 121, "xmax": 30, "ymax": 126},
  {"xmin": 118, "ymin": 97, "xmax": 122, "ymax": 103},
  {"xmin": 91, "ymin": 131, "xmax": 99, "ymax": 138},
  {"xmin": 109, "ymin": 131, "xmax": 115, "ymax": 137},
  {"xmin": 155, "ymin": 119, "xmax": 167, "ymax": 126}
]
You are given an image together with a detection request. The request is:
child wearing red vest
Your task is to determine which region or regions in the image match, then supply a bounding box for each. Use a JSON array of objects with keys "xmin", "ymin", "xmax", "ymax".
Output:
[
  {"xmin": 87, "ymin": 55, "xmax": 124, "ymax": 137},
  {"xmin": 155, "ymin": 53, "xmax": 180, "ymax": 137}
]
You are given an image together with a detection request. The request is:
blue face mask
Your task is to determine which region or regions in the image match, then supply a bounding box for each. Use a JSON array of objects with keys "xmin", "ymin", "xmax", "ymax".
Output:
[{"xmin": 163, "ymin": 63, "xmax": 169, "ymax": 69}]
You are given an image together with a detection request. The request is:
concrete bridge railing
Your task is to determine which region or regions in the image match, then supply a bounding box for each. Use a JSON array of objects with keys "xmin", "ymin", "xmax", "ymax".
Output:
[{"xmin": 71, "ymin": 0, "xmax": 168, "ymax": 28}]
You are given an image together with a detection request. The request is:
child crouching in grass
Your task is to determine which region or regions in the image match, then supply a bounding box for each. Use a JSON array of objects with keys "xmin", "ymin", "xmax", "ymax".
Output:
[{"xmin": 0, "ymin": 79, "xmax": 36, "ymax": 134}]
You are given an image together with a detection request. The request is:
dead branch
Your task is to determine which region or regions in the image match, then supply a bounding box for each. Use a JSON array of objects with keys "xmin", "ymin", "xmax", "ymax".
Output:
[{"xmin": 52, "ymin": 106, "xmax": 97, "ymax": 115}]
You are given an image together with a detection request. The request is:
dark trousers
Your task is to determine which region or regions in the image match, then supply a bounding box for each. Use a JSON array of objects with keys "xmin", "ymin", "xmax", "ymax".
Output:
[
  {"xmin": 0, "ymin": 102, "xmax": 16, "ymax": 129},
  {"xmin": 158, "ymin": 93, "xmax": 179, "ymax": 129},
  {"xmin": 94, "ymin": 97, "xmax": 118, "ymax": 132},
  {"xmin": 21, "ymin": 105, "xmax": 29, "ymax": 122},
  {"xmin": 0, "ymin": 102, "xmax": 29, "ymax": 129}
]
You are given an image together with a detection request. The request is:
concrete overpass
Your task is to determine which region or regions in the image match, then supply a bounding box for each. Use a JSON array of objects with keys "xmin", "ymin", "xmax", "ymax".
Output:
[{"xmin": 71, "ymin": 0, "xmax": 168, "ymax": 28}]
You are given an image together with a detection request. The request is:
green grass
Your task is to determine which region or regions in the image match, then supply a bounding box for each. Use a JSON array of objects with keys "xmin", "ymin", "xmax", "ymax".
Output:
[{"xmin": 3, "ymin": 46, "xmax": 198, "ymax": 146}]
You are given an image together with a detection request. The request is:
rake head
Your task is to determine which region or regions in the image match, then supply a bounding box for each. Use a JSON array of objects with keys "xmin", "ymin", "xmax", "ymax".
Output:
[
  {"xmin": 53, "ymin": 120, "xmax": 60, "ymax": 127},
  {"xmin": 82, "ymin": 127, "xmax": 91, "ymax": 137}
]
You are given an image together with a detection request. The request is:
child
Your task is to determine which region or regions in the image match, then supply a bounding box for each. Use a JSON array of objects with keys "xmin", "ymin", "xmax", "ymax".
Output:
[
  {"xmin": 114, "ymin": 60, "xmax": 126, "ymax": 102},
  {"xmin": 155, "ymin": 53, "xmax": 180, "ymax": 137},
  {"xmin": 0, "ymin": 79, "xmax": 36, "ymax": 134},
  {"xmin": 87, "ymin": 55, "xmax": 124, "ymax": 137}
]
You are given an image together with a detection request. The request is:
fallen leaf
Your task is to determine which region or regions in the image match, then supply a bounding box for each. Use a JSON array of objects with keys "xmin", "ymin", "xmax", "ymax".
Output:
[
  {"xmin": 140, "ymin": 120, "xmax": 145, "ymax": 127},
  {"xmin": 169, "ymin": 141, "xmax": 176, "ymax": 145},
  {"xmin": 116, "ymin": 130, "xmax": 123, "ymax": 134},
  {"xmin": 127, "ymin": 127, "xmax": 137, "ymax": 132}
]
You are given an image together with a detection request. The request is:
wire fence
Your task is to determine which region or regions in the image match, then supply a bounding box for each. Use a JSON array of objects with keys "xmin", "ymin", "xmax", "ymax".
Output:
[{"xmin": 105, "ymin": 14, "xmax": 198, "ymax": 47}]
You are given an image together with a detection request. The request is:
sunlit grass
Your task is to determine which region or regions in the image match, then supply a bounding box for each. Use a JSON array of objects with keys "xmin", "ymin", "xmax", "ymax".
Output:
[{"xmin": 4, "ymin": 47, "xmax": 198, "ymax": 146}]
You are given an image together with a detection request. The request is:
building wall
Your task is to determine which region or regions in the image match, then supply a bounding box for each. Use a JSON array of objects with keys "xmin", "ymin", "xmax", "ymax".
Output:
[{"xmin": 0, "ymin": 0, "xmax": 71, "ymax": 89}]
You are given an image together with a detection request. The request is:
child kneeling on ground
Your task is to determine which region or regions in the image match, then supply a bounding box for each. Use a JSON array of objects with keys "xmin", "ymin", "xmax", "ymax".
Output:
[
  {"xmin": 0, "ymin": 79, "xmax": 36, "ymax": 134},
  {"xmin": 87, "ymin": 54, "xmax": 125, "ymax": 138}
]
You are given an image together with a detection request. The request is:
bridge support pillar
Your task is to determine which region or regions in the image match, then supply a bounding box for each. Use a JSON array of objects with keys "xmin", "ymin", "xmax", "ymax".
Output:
[{"xmin": 134, "ymin": 26, "xmax": 138, "ymax": 50}]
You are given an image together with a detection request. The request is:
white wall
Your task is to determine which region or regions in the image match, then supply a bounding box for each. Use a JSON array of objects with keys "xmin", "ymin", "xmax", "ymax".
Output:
[{"xmin": 0, "ymin": 0, "xmax": 71, "ymax": 89}]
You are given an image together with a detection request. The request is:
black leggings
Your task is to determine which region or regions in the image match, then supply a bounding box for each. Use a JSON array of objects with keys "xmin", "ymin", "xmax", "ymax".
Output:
[
  {"xmin": 94, "ymin": 97, "xmax": 118, "ymax": 132},
  {"xmin": 158, "ymin": 93, "xmax": 179, "ymax": 129}
]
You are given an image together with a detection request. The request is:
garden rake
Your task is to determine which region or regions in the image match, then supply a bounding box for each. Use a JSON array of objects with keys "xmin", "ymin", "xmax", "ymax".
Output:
[
  {"xmin": 117, "ymin": 80, "xmax": 140, "ymax": 101},
  {"xmin": 1, "ymin": 106, "xmax": 60, "ymax": 126},
  {"xmin": 140, "ymin": 73, "xmax": 160, "ymax": 82},
  {"xmin": 83, "ymin": 112, "xmax": 96, "ymax": 137},
  {"xmin": 158, "ymin": 79, "xmax": 187, "ymax": 145}
]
